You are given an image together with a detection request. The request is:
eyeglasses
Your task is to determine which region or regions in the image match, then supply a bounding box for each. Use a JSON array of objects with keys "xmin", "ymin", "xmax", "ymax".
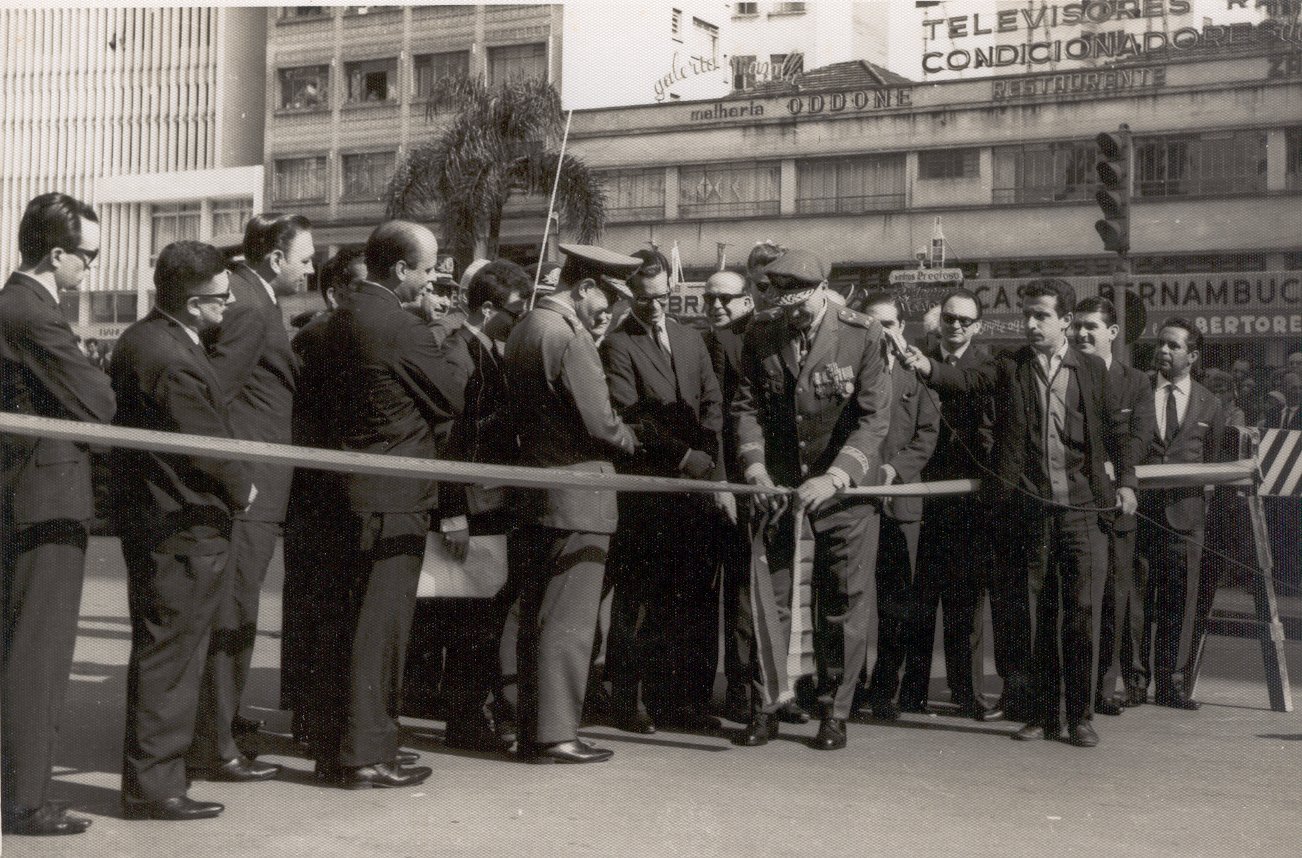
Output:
[
  {"xmin": 941, "ymin": 312, "xmax": 979, "ymax": 329},
  {"xmin": 191, "ymin": 291, "xmax": 232, "ymax": 304},
  {"xmin": 703, "ymin": 293, "xmax": 746, "ymax": 305},
  {"xmin": 633, "ymin": 294, "xmax": 669, "ymax": 306},
  {"xmin": 67, "ymin": 247, "xmax": 98, "ymax": 267}
]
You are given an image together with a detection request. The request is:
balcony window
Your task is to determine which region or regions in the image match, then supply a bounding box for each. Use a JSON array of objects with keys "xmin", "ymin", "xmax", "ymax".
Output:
[
  {"xmin": 917, "ymin": 148, "xmax": 979, "ymax": 181},
  {"xmin": 279, "ymin": 64, "xmax": 330, "ymax": 110},
  {"xmin": 679, "ymin": 162, "xmax": 780, "ymax": 219},
  {"xmin": 797, "ymin": 155, "xmax": 906, "ymax": 215},
  {"xmin": 345, "ymin": 58, "xmax": 398, "ymax": 104},
  {"xmin": 487, "ymin": 43, "xmax": 547, "ymax": 86},
  {"xmin": 600, "ymin": 169, "xmax": 665, "ymax": 222},
  {"xmin": 212, "ymin": 198, "xmax": 253, "ymax": 238},
  {"xmin": 151, "ymin": 202, "xmax": 201, "ymax": 256},
  {"xmin": 1134, "ymin": 130, "xmax": 1267, "ymax": 198},
  {"xmin": 992, "ymin": 141, "xmax": 1094, "ymax": 204},
  {"xmin": 342, "ymin": 151, "xmax": 396, "ymax": 201},
  {"xmin": 732, "ymin": 55, "xmax": 756, "ymax": 91},
  {"xmin": 413, "ymin": 51, "xmax": 470, "ymax": 98},
  {"xmin": 274, "ymin": 156, "xmax": 328, "ymax": 203},
  {"xmin": 281, "ymin": 7, "xmax": 327, "ymax": 20},
  {"xmin": 735, "ymin": 2, "xmax": 758, "ymax": 15},
  {"xmin": 773, "ymin": 2, "xmax": 807, "ymax": 13}
]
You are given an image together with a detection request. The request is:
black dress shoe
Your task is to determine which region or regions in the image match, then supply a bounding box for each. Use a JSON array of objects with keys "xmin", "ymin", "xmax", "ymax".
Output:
[
  {"xmin": 395, "ymin": 749, "xmax": 421, "ymax": 765},
  {"xmin": 1124, "ymin": 684, "xmax": 1148, "ymax": 707},
  {"xmin": 898, "ymin": 699, "xmax": 930, "ymax": 715},
  {"xmin": 122, "ymin": 795, "xmax": 224, "ymax": 821},
  {"xmin": 187, "ymin": 756, "xmax": 279, "ymax": 782},
  {"xmin": 811, "ymin": 717, "xmax": 847, "ymax": 750},
  {"xmin": 3, "ymin": 804, "xmax": 92, "ymax": 836},
  {"xmin": 1154, "ymin": 688, "xmax": 1201, "ymax": 710},
  {"xmin": 954, "ymin": 699, "xmax": 1003, "ymax": 722},
  {"xmin": 610, "ymin": 708, "xmax": 657, "ymax": 734},
  {"xmin": 775, "ymin": 701, "xmax": 811, "ymax": 724},
  {"xmin": 734, "ymin": 711, "xmax": 779, "ymax": 747},
  {"xmin": 869, "ymin": 699, "xmax": 900, "ymax": 721},
  {"xmin": 658, "ymin": 708, "xmax": 721, "ymax": 734},
  {"xmin": 519, "ymin": 739, "xmax": 613, "ymax": 764},
  {"xmin": 1065, "ymin": 722, "xmax": 1100, "ymax": 747},
  {"xmin": 231, "ymin": 715, "xmax": 264, "ymax": 736},
  {"xmin": 338, "ymin": 761, "xmax": 433, "ymax": 789},
  {"xmin": 1012, "ymin": 723, "xmax": 1060, "ymax": 741},
  {"xmin": 1094, "ymin": 697, "xmax": 1124, "ymax": 717}
]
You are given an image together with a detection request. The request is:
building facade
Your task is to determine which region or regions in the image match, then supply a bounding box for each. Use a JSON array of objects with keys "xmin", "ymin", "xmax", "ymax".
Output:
[{"xmin": 0, "ymin": 6, "xmax": 267, "ymax": 342}]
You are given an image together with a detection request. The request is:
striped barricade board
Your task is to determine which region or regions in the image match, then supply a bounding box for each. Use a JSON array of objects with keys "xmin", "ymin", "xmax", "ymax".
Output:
[{"xmin": 1257, "ymin": 429, "xmax": 1302, "ymax": 498}]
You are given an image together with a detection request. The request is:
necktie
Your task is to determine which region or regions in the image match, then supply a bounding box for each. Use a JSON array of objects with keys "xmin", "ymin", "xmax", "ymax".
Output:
[
  {"xmin": 654, "ymin": 321, "xmax": 671, "ymax": 356},
  {"xmin": 947, "ymin": 354, "xmax": 958, "ymax": 366},
  {"xmin": 1164, "ymin": 382, "xmax": 1180, "ymax": 444}
]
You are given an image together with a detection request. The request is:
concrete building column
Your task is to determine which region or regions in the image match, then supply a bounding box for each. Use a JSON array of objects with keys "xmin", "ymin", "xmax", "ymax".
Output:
[
  {"xmin": 665, "ymin": 166, "xmax": 679, "ymax": 221},
  {"xmin": 1266, "ymin": 129, "xmax": 1287, "ymax": 193},
  {"xmin": 780, "ymin": 158, "xmax": 796, "ymax": 216}
]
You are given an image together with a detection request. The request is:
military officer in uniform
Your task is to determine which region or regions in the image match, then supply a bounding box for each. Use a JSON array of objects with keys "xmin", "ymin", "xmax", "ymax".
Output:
[
  {"xmin": 731, "ymin": 250, "xmax": 892, "ymax": 751},
  {"xmin": 503, "ymin": 244, "xmax": 642, "ymax": 764}
]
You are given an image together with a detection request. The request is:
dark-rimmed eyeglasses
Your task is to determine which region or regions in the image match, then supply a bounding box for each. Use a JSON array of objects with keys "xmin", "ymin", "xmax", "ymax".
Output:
[
  {"xmin": 191, "ymin": 291, "xmax": 232, "ymax": 304},
  {"xmin": 67, "ymin": 247, "xmax": 98, "ymax": 267},
  {"xmin": 941, "ymin": 312, "xmax": 979, "ymax": 328},
  {"xmin": 703, "ymin": 293, "xmax": 746, "ymax": 306},
  {"xmin": 632, "ymin": 293, "xmax": 669, "ymax": 306}
]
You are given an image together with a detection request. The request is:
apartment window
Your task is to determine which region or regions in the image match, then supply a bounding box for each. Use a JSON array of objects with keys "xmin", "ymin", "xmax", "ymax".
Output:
[
  {"xmin": 917, "ymin": 149, "xmax": 979, "ymax": 180},
  {"xmin": 1134, "ymin": 130, "xmax": 1266, "ymax": 198},
  {"xmin": 488, "ymin": 43, "xmax": 547, "ymax": 85},
  {"xmin": 345, "ymin": 58, "xmax": 398, "ymax": 104},
  {"xmin": 281, "ymin": 7, "xmax": 327, "ymax": 20},
  {"xmin": 413, "ymin": 51, "xmax": 470, "ymax": 98},
  {"xmin": 151, "ymin": 202, "xmax": 201, "ymax": 256},
  {"xmin": 695, "ymin": 18, "xmax": 719, "ymax": 62},
  {"xmin": 279, "ymin": 64, "xmax": 330, "ymax": 110},
  {"xmin": 773, "ymin": 2, "xmax": 807, "ymax": 13},
  {"xmin": 992, "ymin": 141, "xmax": 1094, "ymax": 204},
  {"xmin": 90, "ymin": 292, "xmax": 138, "ymax": 325},
  {"xmin": 600, "ymin": 169, "xmax": 666, "ymax": 222},
  {"xmin": 274, "ymin": 156, "xmax": 328, "ymax": 203},
  {"xmin": 672, "ymin": 8, "xmax": 682, "ymax": 39},
  {"xmin": 797, "ymin": 155, "xmax": 906, "ymax": 215},
  {"xmin": 679, "ymin": 162, "xmax": 780, "ymax": 219},
  {"xmin": 732, "ymin": 55, "xmax": 756, "ymax": 91},
  {"xmin": 770, "ymin": 53, "xmax": 804, "ymax": 78},
  {"xmin": 212, "ymin": 198, "xmax": 253, "ymax": 238},
  {"xmin": 60, "ymin": 294, "xmax": 80, "ymax": 325},
  {"xmin": 344, "ymin": 5, "xmax": 400, "ymax": 15},
  {"xmin": 1287, "ymin": 128, "xmax": 1302, "ymax": 191},
  {"xmin": 342, "ymin": 151, "xmax": 396, "ymax": 201},
  {"xmin": 735, "ymin": 2, "xmax": 758, "ymax": 15}
]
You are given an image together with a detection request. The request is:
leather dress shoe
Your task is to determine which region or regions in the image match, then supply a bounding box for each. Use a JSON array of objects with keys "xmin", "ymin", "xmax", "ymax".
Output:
[
  {"xmin": 734, "ymin": 711, "xmax": 779, "ymax": 747},
  {"xmin": 3, "ymin": 803, "xmax": 92, "ymax": 836},
  {"xmin": 445, "ymin": 723, "xmax": 513, "ymax": 752},
  {"xmin": 898, "ymin": 699, "xmax": 930, "ymax": 715},
  {"xmin": 658, "ymin": 708, "xmax": 721, "ymax": 734},
  {"xmin": 869, "ymin": 699, "xmax": 899, "ymax": 721},
  {"xmin": 1094, "ymin": 697, "xmax": 1124, "ymax": 717},
  {"xmin": 1065, "ymin": 722, "xmax": 1100, "ymax": 747},
  {"xmin": 519, "ymin": 739, "xmax": 613, "ymax": 764},
  {"xmin": 1124, "ymin": 685, "xmax": 1148, "ymax": 707},
  {"xmin": 610, "ymin": 708, "xmax": 656, "ymax": 734},
  {"xmin": 1155, "ymin": 688, "xmax": 1201, "ymax": 710},
  {"xmin": 337, "ymin": 761, "xmax": 432, "ymax": 789},
  {"xmin": 775, "ymin": 701, "xmax": 811, "ymax": 724},
  {"xmin": 122, "ymin": 795, "xmax": 224, "ymax": 821},
  {"xmin": 811, "ymin": 717, "xmax": 847, "ymax": 750},
  {"xmin": 955, "ymin": 699, "xmax": 1003, "ymax": 722},
  {"xmin": 231, "ymin": 715, "xmax": 264, "ymax": 736},
  {"xmin": 395, "ymin": 749, "xmax": 421, "ymax": 765},
  {"xmin": 1011, "ymin": 722, "xmax": 1060, "ymax": 741},
  {"xmin": 187, "ymin": 756, "xmax": 278, "ymax": 782}
]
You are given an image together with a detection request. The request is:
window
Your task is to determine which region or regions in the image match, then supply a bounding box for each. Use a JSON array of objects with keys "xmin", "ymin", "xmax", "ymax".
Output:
[
  {"xmin": 600, "ymin": 169, "xmax": 665, "ymax": 222},
  {"xmin": 151, "ymin": 202, "xmax": 201, "ymax": 256},
  {"xmin": 770, "ymin": 53, "xmax": 804, "ymax": 78},
  {"xmin": 672, "ymin": 8, "xmax": 682, "ymax": 39},
  {"xmin": 679, "ymin": 162, "xmax": 780, "ymax": 218},
  {"xmin": 1134, "ymin": 130, "xmax": 1266, "ymax": 198},
  {"xmin": 344, "ymin": 5, "xmax": 400, "ymax": 15},
  {"xmin": 992, "ymin": 141, "xmax": 1094, "ymax": 204},
  {"xmin": 413, "ymin": 51, "xmax": 470, "ymax": 98},
  {"xmin": 90, "ymin": 292, "xmax": 138, "ymax": 325},
  {"xmin": 281, "ymin": 7, "xmax": 327, "ymax": 20},
  {"xmin": 732, "ymin": 55, "xmax": 756, "ymax": 91},
  {"xmin": 279, "ymin": 64, "xmax": 330, "ymax": 110},
  {"xmin": 917, "ymin": 149, "xmax": 979, "ymax": 180},
  {"xmin": 342, "ymin": 151, "xmax": 395, "ymax": 201},
  {"xmin": 735, "ymin": 2, "xmax": 758, "ymax": 15},
  {"xmin": 694, "ymin": 18, "xmax": 719, "ymax": 62},
  {"xmin": 344, "ymin": 58, "xmax": 397, "ymax": 104},
  {"xmin": 1288, "ymin": 128, "xmax": 1302, "ymax": 192},
  {"xmin": 773, "ymin": 2, "xmax": 807, "ymax": 13},
  {"xmin": 212, "ymin": 198, "xmax": 253, "ymax": 238},
  {"xmin": 488, "ymin": 43, "xmax": 547, "ymax": 85},
  {"xmin": 797, "ymin": 155, "xmax": 906, "ymax": 214},
  {"xmin": 274, "ymin": 156, "xmax": 328, "ymax": 203}
]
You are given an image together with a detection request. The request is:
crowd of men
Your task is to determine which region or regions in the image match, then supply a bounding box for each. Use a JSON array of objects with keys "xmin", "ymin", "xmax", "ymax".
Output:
[{"xmin": 0, "ymin": 190, "xmax": 1289, "ymax": 836}]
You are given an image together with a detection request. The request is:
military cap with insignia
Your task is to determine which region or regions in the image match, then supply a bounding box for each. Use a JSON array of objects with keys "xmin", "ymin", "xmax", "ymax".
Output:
[
  {"xmin": 558, "ymin": 243, "xmax": 642, "ymax": 299},
  {"xmin": 530, "ymin": 260, "xmax": 561, "ymax": 294},
  {"xmin": 764, "ymin": 249, "xmax": 827, "ymax": 306}
]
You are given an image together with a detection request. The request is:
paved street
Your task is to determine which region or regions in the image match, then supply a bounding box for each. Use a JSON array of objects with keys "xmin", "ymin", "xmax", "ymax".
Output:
[{"xmin": 4, "ymin": 535, "xmax": 1301, "ymax": 858}]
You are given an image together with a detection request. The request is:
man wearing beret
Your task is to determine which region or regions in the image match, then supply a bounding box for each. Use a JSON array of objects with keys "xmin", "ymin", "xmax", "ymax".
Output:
[
  {"xmin": 731, "ymin": 249, "xmax": 892, "ymax": 750},
  {"xmin": 503, "ymin": 243, "xmax": 641, "ymax": 764}
]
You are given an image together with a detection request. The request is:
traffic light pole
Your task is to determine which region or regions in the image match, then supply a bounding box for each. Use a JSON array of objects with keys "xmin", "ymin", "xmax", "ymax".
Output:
[{"xmin": 1112, "ymin": 251, "xmax": 1130, "ymax": 366}]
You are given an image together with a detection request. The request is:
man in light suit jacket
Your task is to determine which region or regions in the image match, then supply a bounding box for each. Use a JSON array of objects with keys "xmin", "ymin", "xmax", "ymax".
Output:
[
  {"xmin": 857, "ymin": 294, "xmax": 939, "ymax": 720},
  {"xmin": 601, "ymin": 251, "xmax": 727, "ymax": 734},
  {"xmin": 188, "ymin": 213, "xmax": 311, "ymax": 780},
  {"xmin": 1136, "ymin": 317, "xmax": 1228, "ymax": 710},
  {"xmin": 1, "ymin": 193, "xmax": 115, "ymax": 836}
]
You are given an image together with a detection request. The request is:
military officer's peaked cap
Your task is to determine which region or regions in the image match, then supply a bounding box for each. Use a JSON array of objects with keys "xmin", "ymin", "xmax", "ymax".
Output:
[
  {"xmin": 558, "ymin": 243, "xmax": 642, "ymax": 299},
  {"xmin": 531, "ymin": 260, "xmax": 561, "ymax": 294},
  {"xmin": 764, "ymin": 249, "xmax": 827, "ymax": 306}
]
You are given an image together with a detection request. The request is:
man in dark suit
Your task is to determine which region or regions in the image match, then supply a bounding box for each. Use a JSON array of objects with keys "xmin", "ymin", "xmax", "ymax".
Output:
[
  {"xmin": 898, "ymin": 288, "xmax": 1003, "ymax": 721},
  {"xmin": 601, "ymin": 251, "xmax": 726, "ymax": 734},
  {"xmin": 187, "ymin": 214, "xmax": 311, "ymax": 780},
  {"xmin": 732, "ymin": 250, "xmax": 892, "ymax": 751},
  {"xmin": 1, "ymin": 193, "xmax": 115, "ymax": 836},
  {"xmin": 857, "ymin": 293, "xmax": 939, "ymax": 720},
  {"xmin": 307, "ymin": 221, "xmax": 455, "ymax": 789},
  {"xmin": 1136, "ymin": 317, "xmax": 1228, "ymax": 710},
  {"xmin": 503, "ymin": 244, "xmax": 641, "ymax": 764},
  {"xmin": 1072, "ymin": 297, "xmax": 1156, "ymax": 715},
  {"xmin": 902, "ymin": 279, "xmax": 1137, "ymax": 748},
  {"xmin": 435, "ymin": 259, "xmax": 530, "ymax": 752},
  {"xmin": 110, "ymin": 241, "xmax": 255, "ymax": 820}
]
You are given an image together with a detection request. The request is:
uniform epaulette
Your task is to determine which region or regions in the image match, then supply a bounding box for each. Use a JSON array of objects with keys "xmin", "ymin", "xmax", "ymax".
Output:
[
  {"xmin": 836, "ymin": 307, "xmax": 875, "ymax": 329},
  {"xmin": 753, "ymin": 307, "xmax": 784, "ymax": 323}
]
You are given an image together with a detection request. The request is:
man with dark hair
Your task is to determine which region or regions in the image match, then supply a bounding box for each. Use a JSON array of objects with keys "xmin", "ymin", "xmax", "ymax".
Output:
[
  {"xmin": 2, "ymin": 192, "xmax": 115, "ymax": 837},
  {"xmin": 503, "ymin": 243, "xmax": 641, "ymax": 764},
  {"xmin": 1135, "ymin": 317, "xmax": 1228, "ymax": 710},
  {"xmin": 601, "ymin": 251, "xmax": 726, "ymax": 735},
  {"xmin": 858, "ymin": 293, "xmax": 939, "ymax": 720},
  {"xmin": 902, "ymin": 278, "xmax": 1136, "ymax": 748},
  {"xmin": 1072, "ymin": 297, "xmax": 1155, "ymax": 716},
  {"xmin": 435, "ymin": 259, "xmax": 531, "ymax": 752},
  {"xmin": 187, "ymin": 213, "xmax": 312, "ymax": 778},
  {"xmin": 111, "ymin": 240, "xmax": 254, "ymax": 820},
  {"xmin": 306, "ymin": 220, "xmax": 454, "ymax": 789}
]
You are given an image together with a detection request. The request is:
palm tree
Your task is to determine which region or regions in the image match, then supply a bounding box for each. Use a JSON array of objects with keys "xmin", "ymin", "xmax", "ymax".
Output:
[{"xmin": 385, "ymin": 75, "xmax": 605, "ymax": 269}]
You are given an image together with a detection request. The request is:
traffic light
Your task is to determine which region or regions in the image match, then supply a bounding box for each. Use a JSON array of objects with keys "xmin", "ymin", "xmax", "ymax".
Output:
[{"xmin": 1094, "ymin": 125, "xmax": 1131, "ymax": 254}]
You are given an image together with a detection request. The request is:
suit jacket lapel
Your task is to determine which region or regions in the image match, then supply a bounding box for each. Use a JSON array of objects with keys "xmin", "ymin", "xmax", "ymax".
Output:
[
  {"xmin": 629, "ymin": 321, "xmax": 677, "ymax": 393},
  {"xmin": 665, "ymin": 320, "xmax": 693, "ymax": 402},
  {"xmin": 1174, "ymin": 384, "xmax": 1212, "ymax": 445}
]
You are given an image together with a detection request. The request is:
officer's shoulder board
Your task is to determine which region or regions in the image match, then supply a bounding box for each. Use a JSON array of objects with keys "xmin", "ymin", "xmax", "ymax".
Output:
[
  {"xmin": 836, "ymin": 307, "xmax": 876, "ymax": 330},
  {"xmin": 752, "ymin": 307, "xmax": 784, "ymax": 324}
]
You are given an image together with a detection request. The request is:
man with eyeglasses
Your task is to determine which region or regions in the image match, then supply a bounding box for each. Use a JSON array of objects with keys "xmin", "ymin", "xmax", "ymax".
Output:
[
  {"xmin": 601, "ymin": 250, "xmax": 725, "ymax": 735},
  {"xmin": 109, "ymin": 240, "xmax": 255, "ymax": 819},
  {"xmin": 2, "ymin": 192, "xmax": 116, "ymax": 836},
  {"xmin": 898, "ymin": 288, "xmax": 1005, "ymax": 722}
]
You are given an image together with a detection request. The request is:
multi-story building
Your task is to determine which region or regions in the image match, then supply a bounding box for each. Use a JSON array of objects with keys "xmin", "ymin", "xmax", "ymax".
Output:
[
  {"xmin": 0, "ymin": 7, "xmax": 267, "ymax": 342},
  {"xmin": 727, "ymin": 1, "xmax": 888, "ymax": 92}
]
